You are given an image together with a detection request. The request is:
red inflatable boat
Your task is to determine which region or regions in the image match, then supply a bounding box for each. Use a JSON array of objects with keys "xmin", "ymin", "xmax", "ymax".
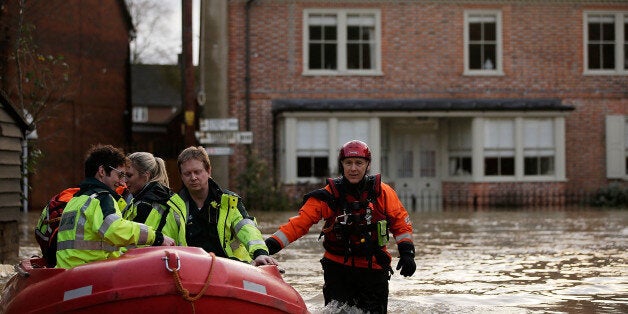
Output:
[{"xmin": 0, "ymin": 246, "xmax": 308, "ymax": 313}]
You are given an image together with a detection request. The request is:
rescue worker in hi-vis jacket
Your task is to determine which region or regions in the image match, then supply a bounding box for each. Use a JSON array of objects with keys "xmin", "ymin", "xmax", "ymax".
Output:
[
  {"xmin": 122, "ymin": 151, "xmax": 188, "ymax": 247},
  {"xmin": 56, "ymin": 144, "xmax": 175, "ymax": 269},
  {"xmin": 177, "ymin": 146, "xmax": 278, "ymax": 266},
  {"xmin": 265, "ymin": 140, "xmax": 416, "ymax": 313}
]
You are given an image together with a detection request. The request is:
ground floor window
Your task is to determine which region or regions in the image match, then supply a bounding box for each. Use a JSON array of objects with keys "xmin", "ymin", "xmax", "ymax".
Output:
[
  {"xmin": 296, "ymin": 120, "xmax": 329, "ymax": 177},
  {"xmin": 448, "ymin": 119, "xmax": 473, "ymax": 176},
  {"xmin": 447, "ymin": 117, "xmax": 562, "ymax": 181},
  {"xmin": 483, "ymin": 118, "xmax": 556, "ymax": 178},
  {"xmin": 484, "ymin": 119, "xmax": 515, "ymax": 176},
  {"xmin": 284, "ymin": 117, "xmax": 373, "ymax": 182},
  {"xmin": 523, "ymin": 119, "xmax": 555, "ymax": 175},
  {"xmin": 280, "ymin": 115, "xmax": 565, "ymax": 183}
]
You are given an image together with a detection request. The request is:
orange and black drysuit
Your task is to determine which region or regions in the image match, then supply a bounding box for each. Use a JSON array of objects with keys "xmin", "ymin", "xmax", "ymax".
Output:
[{"xmin": 266, "ymin": 174, "xmax": 415, "ymax": 313}]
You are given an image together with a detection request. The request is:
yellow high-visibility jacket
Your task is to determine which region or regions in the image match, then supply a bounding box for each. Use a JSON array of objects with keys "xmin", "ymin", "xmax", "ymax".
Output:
[
  {"xmin": 56, "ymin": 178, "xmax": 157, "ymax": 269},
  {"xmin": 180, "ymin": 179, "xmax": 268, "ymax": 262},
  {"xmin": 122, "ymin": 182, "xmax": 187, "ymax": 246}
]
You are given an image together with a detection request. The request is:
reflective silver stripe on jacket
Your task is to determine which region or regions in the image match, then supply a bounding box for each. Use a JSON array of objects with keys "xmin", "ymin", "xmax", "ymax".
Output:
[
  {"xmin": 150, "ymin": 201, "xmax": 165, "ymax": 216},
  {"xmin": 58, "ymin": 193, "xmax": 118, "ymax": 252},
  {"xmin": 169, "ymin": 201, "xmax": 182, "ymax": 228},
  {"xmin": 57, "ymin": 240, "xmax": 118, "ymax": 252},
  {"xmin": 137, "ymin": 224, "xmax": 150, "ymax": 244},
  {"xmin": 273, "ymin": 230, "xmax": 290, "ymax": 247},
  {"xmin": 234, "ymin": 218, "xmax": 256, "ymax": 234},
  {"xmin": 172, "ymin": 210, "xmax": 181, "ymax": 228},
  {"xmin": 247, "ymin": 239, "xmax": 265, "ymax": 246},
  {"xmin": 73, "ymin": 193, "xmax": 98, "ymax": 240},
  {"xmin": 153, "ymin": 201, "xmax": 182, "ymax": 229},
  {"xmin": 99, "ymin": 213, "xmax": 121, "ymax": 237},
  {"xmin": 395, "ymin": 233, "xmax": 412, "ymax": 243}
]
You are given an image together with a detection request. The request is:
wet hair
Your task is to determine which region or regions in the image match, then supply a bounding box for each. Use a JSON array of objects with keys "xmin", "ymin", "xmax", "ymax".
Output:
[
  {"xmin": 127, "ymin": 152, "xmax": 170, "ymax": 187},
  {"xmin": 84, "ymin": 144, "xmax": 126, "ymax": 178},
  {"xmin": 177, "ymin": 146, "xmax": 211, "ymax": 173}
]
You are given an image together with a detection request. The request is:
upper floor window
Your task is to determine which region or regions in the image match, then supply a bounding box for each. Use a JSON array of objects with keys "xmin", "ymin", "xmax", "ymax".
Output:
[
  {"xmin": 464, "ymin": 10, "xmax": 503, "ymax": 75},
  {"xmin": 304, "ymin": 9, "xmax": 381, "ymax": 75},
  {"xmin": 585, "ymin": 12, "xmax": 628, "ymax": 74}
]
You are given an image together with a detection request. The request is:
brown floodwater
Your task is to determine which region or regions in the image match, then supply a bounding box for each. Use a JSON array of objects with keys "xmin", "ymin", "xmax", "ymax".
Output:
[{"xmin": 3, "ymin": 208, "xmax": 627, "ymax": 313}]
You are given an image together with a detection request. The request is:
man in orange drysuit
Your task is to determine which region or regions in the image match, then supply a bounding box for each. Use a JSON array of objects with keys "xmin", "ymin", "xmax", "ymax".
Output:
[{"xmin": 265, "ymin": 140, "xmax": 416, "ymax": 313}]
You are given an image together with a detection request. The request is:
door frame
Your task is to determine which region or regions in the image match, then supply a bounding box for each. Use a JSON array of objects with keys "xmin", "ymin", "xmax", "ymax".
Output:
[{"xmin": 386, "ymin": 119, "xmax": 442, "ymax": 212}]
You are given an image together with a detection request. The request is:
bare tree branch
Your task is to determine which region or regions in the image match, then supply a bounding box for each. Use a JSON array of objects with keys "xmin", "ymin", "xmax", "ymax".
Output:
[{"xmin": 126, "ymin": 0, "xmax": 178, "ymax": 64}]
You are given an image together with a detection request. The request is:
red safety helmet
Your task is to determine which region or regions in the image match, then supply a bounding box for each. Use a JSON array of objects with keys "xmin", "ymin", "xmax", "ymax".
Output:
[
  {"xmin": 338, "ymin": 140, "xmax": 371, "ymax": 174},
  {"xmin": 338, "ymin": 140, "xmax": 371, "ymax": 162}
]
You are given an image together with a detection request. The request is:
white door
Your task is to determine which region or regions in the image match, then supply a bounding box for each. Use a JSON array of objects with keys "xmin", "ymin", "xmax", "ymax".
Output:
[{"xmin": 390, "ymin": 126, "xmax": 441, "ymax": 212}]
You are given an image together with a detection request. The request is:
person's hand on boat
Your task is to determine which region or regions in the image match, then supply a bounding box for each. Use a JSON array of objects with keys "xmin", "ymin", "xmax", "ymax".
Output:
[
  {"xmin": 161, "ymin": 235, "xmax": 176, "ymax": 246},
  {"xmin": 252, "ymin": 255, "xmax": 279, "ymax": 266}
]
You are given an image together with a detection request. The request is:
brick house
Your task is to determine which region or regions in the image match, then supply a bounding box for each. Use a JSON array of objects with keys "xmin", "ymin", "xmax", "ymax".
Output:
[
  {"xmin": 202, "ymin": 0, "xmax": 628, "ymax": 210},
  {"xmin": 0, "ymin": 0, "xmax": 134, "ymax": 211}
]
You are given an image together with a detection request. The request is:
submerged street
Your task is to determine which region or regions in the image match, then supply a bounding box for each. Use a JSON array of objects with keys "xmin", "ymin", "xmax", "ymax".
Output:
[
  {"xmin": 3, "ymin": 208, "xmax": 627, "ymax": 314},
  {"xmin": 256, "ymin": 209, "xmax": 627, "ymax": 313}
]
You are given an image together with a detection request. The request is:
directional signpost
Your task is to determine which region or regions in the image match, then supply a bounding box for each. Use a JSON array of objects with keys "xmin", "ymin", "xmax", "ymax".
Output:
[{"xmin": 196, "ymin": 118, "xmax": 252, "ymax": 155}]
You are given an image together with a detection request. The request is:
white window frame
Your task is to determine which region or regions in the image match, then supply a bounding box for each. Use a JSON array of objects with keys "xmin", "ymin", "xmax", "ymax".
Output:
[
  {"xmin": 303, "ymin": 9, "xmax": 382, "ymax": 76},
  {"xmin": 483, "ymin": 119, "xmax": 516, "ymax": 177},
  {"xmin": 583, "ymin": 12, "xmax": 628, "ymax": 75},
  {"xmin": 296, "ymin": 119, "xmax": 329, "ymax": 179},
  {"xmin": 337, "ymin": 119, "xmax": 370, "ymax": 145},
  {"xmin": 523, "ymin": 119, "xmax": 556, "ymax": 176},
  {"xmin": 464, "ymin": 10, "xmax": 504, "ymax": 76},
  {"xmin": 132, "ymin": 106, "xmax": 148, "ymax": 123},
  {"xmin": 447, "ymin": 116, "xmax": 566, "ymax": 182},
  {"xmin": 281, "ymin": 115, "xmax": 379, "ymax": 183}
]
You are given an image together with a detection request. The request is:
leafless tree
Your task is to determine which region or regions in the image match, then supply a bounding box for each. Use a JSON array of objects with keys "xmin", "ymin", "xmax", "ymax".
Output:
[{"xmin": 126, "ymin": 0, "xmax": 179, "ymax": 64}]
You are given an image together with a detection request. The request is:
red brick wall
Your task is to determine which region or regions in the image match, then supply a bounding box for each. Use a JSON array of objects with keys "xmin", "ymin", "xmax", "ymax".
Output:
[
  {"xmin": 226, "ymin": 1, "xmax": 628, "ymax": 196},
  {"xmin": 1, "ymin": 1, "xmax": 133, "ymax": 210},
  {"xmin": 442, "ymin": 181, "xmax": 569, "ymax": 209}
]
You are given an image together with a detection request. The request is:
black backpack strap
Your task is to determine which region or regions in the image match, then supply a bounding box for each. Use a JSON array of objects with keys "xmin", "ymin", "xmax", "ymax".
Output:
[
  {"xmin": 134, "ymin": 201, "xmax": 153, "ymax": 223},
  {"xmin": 303, "ymin": 188, "xmax": 334, "ymax": 207},
  {"xmin": 155, "ymin": 204, "xmax": 170, "ymax": 234},
  {"xmin": 364, "ymin": 174, "xmax": 382, "ymax": 201},
  {"xmin": 327, "ymin": 177, "xmax": 341, "ymax": 198}
]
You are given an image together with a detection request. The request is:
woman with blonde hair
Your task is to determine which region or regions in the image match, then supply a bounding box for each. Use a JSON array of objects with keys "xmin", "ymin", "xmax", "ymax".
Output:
[{"xmin": 123, "ymin": 152, "xmax": 187, "ymax": 246}]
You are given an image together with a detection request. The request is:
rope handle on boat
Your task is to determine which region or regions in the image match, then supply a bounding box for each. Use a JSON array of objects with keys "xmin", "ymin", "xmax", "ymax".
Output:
[{"xmin": 163, "ymin": 250, "xmax": 216, "ymax": 303}]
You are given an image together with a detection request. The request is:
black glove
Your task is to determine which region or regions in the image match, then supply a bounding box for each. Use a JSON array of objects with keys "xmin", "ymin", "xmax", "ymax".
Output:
[
  {"xmin": 396, "ymin": 242, "xmax": 416, "ymax": 277},
  {"xmin": 265, "ymin": 237, "xmax": 282, "ymax": 255}
]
